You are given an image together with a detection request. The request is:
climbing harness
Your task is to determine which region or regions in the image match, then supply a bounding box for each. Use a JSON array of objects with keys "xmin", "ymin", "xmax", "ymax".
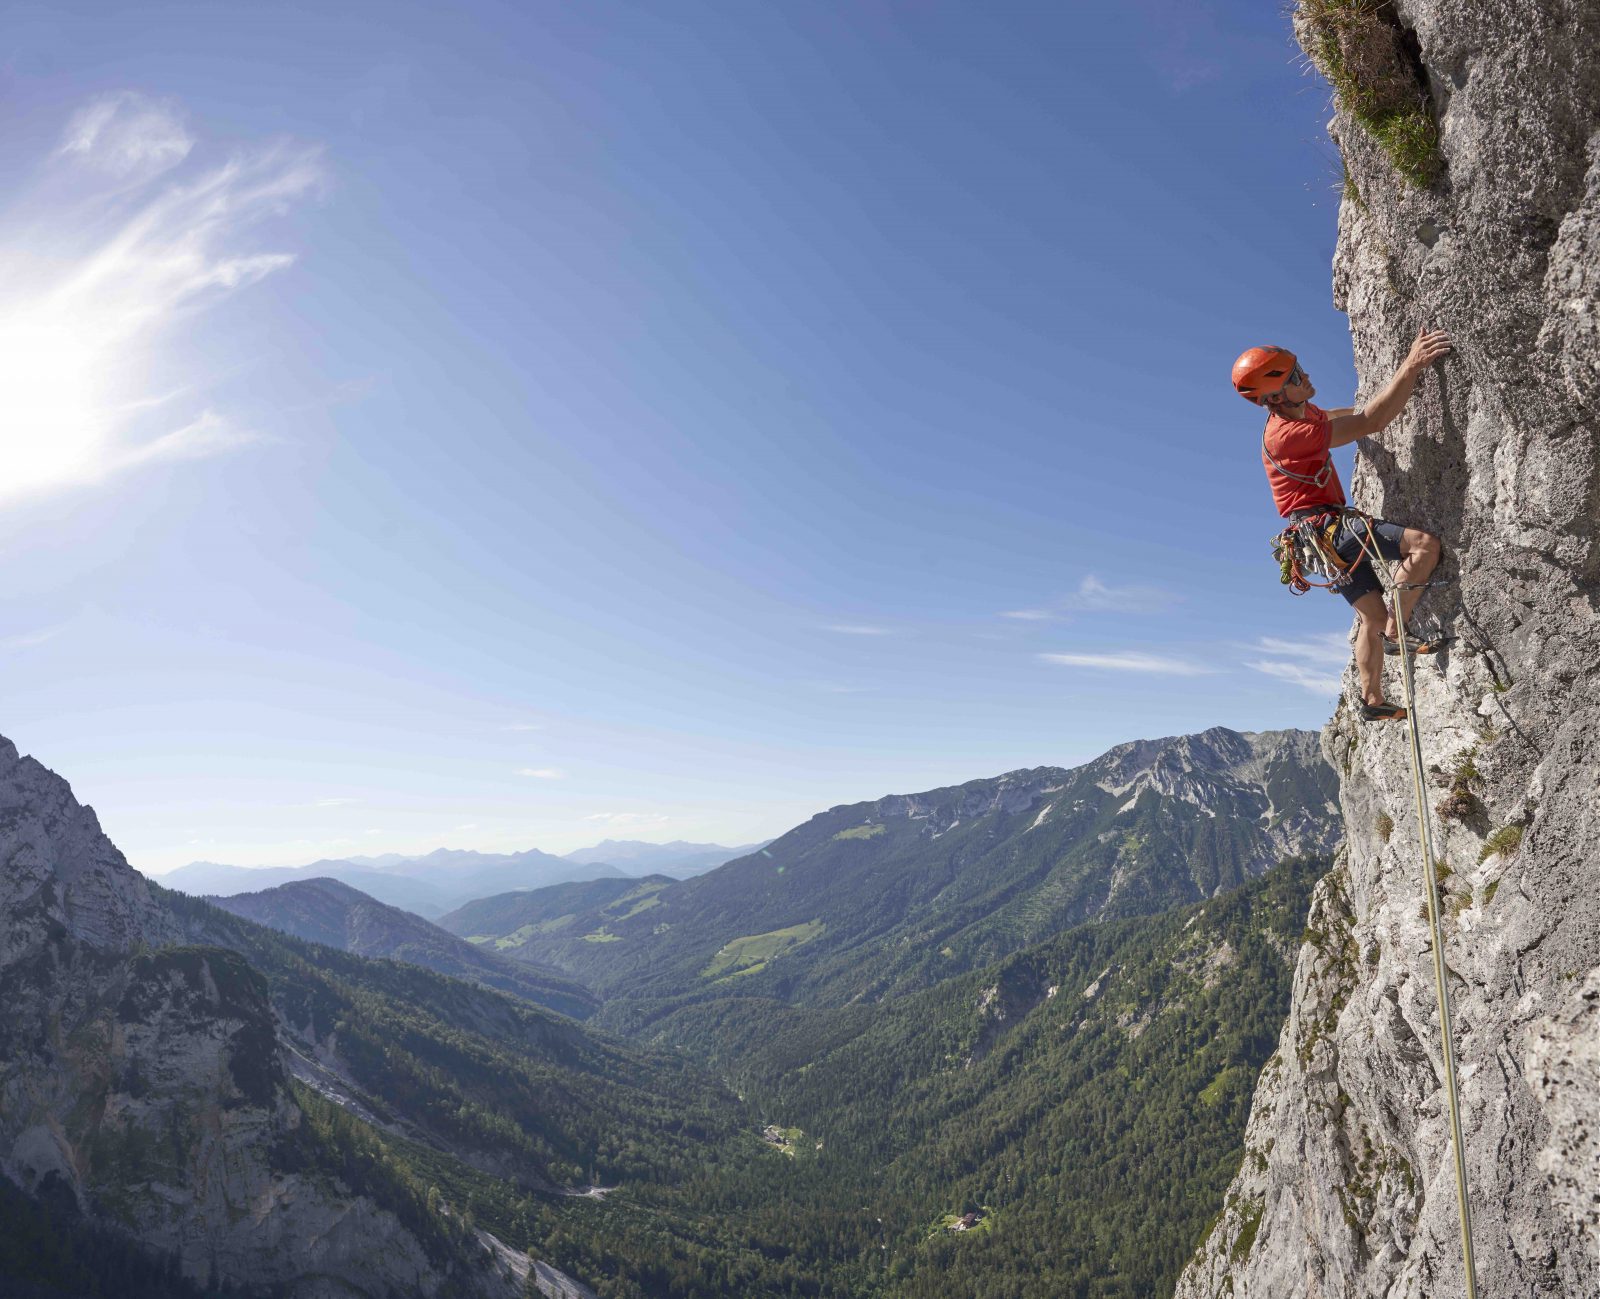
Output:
[
  {"xmin": 1344, "ymin": 523, "xmax": 1480, "ymax": 1299},
  {"xmin": 1270, "ymin": 506, "xmax": 1366, "ymax": 594},
  {"xmin": 1261, "ymin": 423, "xmax": 1335, "ymax": 491}
]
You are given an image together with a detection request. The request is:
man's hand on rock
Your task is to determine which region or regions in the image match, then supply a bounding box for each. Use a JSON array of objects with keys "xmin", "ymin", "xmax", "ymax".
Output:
[{"xmin": 1403, "ymin": 326, "xmax": 1453, "ymax": 374}]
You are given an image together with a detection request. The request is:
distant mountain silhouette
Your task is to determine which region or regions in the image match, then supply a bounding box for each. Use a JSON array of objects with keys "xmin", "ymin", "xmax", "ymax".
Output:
[
  {"xmin": 562, "ymin": 839, "xmax": 766, "ymax": 877},
  {"xmin": 158, "ymin": 847, "xmax": 626, "ymax": 916},
  {"xmin": 211, "ymin": 876, "xmax": 600, "ymax": 1019}
]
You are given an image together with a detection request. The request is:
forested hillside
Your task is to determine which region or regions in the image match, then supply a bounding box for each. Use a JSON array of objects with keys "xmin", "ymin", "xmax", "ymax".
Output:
[
  {"xmin": 441, "ymin": 876, "xmax": 664, "ymax": 950},
  {"xmin": 445, "ymin": 856, "xmax": 1328, "ymax": 1299},
  {"xmin": 162, "ymin": 887, "xmax": 742, "ymax": 1192},
  {"xmin": 211, "ymin": 876, "xmax": 600, "ymax": 1019}
]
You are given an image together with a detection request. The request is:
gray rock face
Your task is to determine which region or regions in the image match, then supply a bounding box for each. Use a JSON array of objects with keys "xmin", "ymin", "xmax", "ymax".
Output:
[
  {"xmin": 1087, "ymin": 727, "xmax": 1340, "ymax": 868},
  {"xmin": 875, "ymin": 727, "xmax": 1339, "ymax": 870},
  {"xmin": 0, "ymin": 735, "xmax": 517, "ymax": 1298},
  {"xmin": 0, "ymin": 737, "xmax": 178, "ymax": 962},
  {"xmin": 1178, "ymin": 3, "xmax": 1599, "ymax": 1296}
]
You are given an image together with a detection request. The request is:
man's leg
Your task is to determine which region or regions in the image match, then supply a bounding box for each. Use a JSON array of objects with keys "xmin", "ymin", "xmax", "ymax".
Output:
[
  {"xmin": 1382, "ymin": 528, "xmax": 1441, "ymax": 639},
  {"xmin": 1351, "ymin": 591, "xmax": 1389, "ymax": 706}
]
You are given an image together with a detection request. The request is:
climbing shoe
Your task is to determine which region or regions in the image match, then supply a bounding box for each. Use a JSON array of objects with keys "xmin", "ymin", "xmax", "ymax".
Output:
[
  {"xmin": 1360, "ymin": 701, "xmax": 1408, "ymax": 722},
  {"xmin": 1383, "ymin": 632, "xmax": 1450, "ymax": 657}
]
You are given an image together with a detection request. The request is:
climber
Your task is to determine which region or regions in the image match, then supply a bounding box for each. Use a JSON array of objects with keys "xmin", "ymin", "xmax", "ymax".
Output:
[{"xmin": 1233, "ymin": 327, "xmax": 1453, "ymax": 722}]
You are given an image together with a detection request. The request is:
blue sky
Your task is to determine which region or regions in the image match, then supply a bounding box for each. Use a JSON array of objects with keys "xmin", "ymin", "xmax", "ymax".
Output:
[{"xmin": 0, "ymin": 1, "xmax": 1371, "ymax": 872}]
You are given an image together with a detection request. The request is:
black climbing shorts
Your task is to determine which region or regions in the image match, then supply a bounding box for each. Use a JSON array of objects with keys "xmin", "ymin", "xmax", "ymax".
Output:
[{"xmin": 1331, "ymin": 514, "xmax": 1408, "ymax": 605}]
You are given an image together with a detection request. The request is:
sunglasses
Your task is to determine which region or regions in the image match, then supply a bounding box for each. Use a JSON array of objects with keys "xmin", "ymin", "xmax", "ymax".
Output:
[{"xmin": 1263, "ymin": 363, "xmax": 1309, "ymax": 401}]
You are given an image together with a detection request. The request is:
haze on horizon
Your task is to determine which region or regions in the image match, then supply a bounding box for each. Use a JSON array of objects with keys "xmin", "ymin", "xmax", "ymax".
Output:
[{"xmin": 1, "ymin": 1, "xmax": 1362, "ymax": 875}]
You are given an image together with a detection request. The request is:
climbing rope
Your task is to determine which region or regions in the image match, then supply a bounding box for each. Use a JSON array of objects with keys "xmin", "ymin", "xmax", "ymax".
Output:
[{"xmin": 1347, "ymin": 521, "xmax": 1480, "ymax": 1299}]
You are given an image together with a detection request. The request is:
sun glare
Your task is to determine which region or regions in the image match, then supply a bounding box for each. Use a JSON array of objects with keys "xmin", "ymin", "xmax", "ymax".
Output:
[
  {"xmin": 0, "ymin": 310, "xmax": 118, "ymax": 495},
  {"xmin": 0, "ymin": 92, "xmax": 319, "ymax": 504}
]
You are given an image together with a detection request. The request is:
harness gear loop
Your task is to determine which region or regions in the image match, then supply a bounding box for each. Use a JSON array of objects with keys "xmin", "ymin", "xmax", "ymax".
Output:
[
  {"xmin": 1344, "ymin": 523, "xmax": 1480, "ymax": 1299},
  {"xmin": 1271, "ymin": 507, "xmax": 1367, "ymax": 595}
]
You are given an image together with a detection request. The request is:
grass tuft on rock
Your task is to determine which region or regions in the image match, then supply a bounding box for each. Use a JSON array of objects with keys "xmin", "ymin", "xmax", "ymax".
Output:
[
  {"xmin": 1479, "ymin": 824, "xmax": 1524, "ymax": 863},
  {"xmin": 1298, "ymin": 0, "xmax": 1444, "ymax": 188}
]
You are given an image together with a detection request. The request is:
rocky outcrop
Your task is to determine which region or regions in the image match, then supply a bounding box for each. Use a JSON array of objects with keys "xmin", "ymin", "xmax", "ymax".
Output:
[
  {"xmin": 0, "ymin": 736, "xmax": 518, "ymax": 1297},
  {"xmin": 1087, "ymin": 727, "xmax": 1340, "ymax": 867},
  {"xmin": 1178, "ymin": 3, "xmax": 1599, "ymax": 1296},
  {"xmin": 878, "ymin": 727, "xmax": 1340, "ymax": 871}
]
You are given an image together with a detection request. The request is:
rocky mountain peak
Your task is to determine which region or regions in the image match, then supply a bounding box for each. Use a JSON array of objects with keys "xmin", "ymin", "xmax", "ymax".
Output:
[{"xmin": 0, "ymin": 733, "xmax": 176, "ymax": 960}]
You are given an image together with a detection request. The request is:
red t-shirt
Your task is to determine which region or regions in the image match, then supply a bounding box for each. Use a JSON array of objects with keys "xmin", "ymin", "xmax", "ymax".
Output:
[{"xmin": 1263, "ymin": 402, "xmax": 1346, "ymax": 516}]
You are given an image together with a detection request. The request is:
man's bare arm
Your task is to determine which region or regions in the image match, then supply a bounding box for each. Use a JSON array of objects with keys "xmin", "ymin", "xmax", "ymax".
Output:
[{"xmin": 1328, "ymin": 327, "xmax": 1452, "ymax": 447}]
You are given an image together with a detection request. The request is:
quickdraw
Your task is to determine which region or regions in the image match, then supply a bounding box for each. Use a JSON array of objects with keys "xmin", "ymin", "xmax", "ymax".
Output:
[{"xmin": 1271, "ymin": 507, "xmax": 1371, "ymax": 595}]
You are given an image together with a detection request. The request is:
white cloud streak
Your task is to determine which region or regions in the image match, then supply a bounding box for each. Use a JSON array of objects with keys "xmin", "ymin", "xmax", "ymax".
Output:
[
  {"xmin": 1247, "ymin": 659, "xmax": 1342, "ymax": 694},
  {"xmin": 58, "ymin": 93, "xmax": 194, "ymax": 178},
  {"xmin": 1039, "ymin": 650, "xmax": 1215, "ymax": 676},
  {"xmin": 518, "ymin": 768, "xmax": 567, "ymax": 779},
  {"xmin": 823, "ymin": 623, "xmax": 891, "ymax": 636},
  {"xmin": 1065, "ymin": 575, "xmax": 1176, "ymax": 614},
  {"xmin": 0, "ymin": 625, "xmax": 66, "ymax": 650},
  {"xmin": 0, "ymin": 93, "xmax": 322, "ymax": 501},
  {"xmin": 1244, "ymin": 632, "xmax": 1349, "ymax": 695},
  {"xmin": 1248, "ymin": 633, "xmax": 1349, "ymax": 664},
  {"xmin": 1003, "ymin": 575, "xmax": 1178, "ymax": 622},
  {"xmin": 584, "ymin": 812, "xmax": 671, "ymax": 828}
]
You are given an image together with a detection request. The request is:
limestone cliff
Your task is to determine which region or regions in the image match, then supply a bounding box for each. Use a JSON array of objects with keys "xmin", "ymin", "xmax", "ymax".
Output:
[
  {"xmin": 1178, "ymin": 2, "xmax": 1599, "ymax": 1296},
  {"xmin": 0, "ymin": 736, "xmax": 518, "ymax": 1298}
]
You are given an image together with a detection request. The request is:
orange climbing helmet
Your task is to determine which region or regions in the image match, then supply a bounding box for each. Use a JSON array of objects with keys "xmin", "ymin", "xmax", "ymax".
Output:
[{"xmin": 1231, "ymin": 346, "xmax": 1303, "ymax": 405}]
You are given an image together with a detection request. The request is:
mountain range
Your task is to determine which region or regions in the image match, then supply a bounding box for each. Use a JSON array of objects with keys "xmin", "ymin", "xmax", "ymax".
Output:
[
  {"xmin": 440, "ymin": 727, "xmax": 1340, "ymax": 1014},
  {"xmin": 154, "ymin": 840, "xmax": 758, "ymax": 917}
]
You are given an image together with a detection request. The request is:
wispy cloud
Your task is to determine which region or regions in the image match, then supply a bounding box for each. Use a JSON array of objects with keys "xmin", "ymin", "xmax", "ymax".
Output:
[
  {"xmin": 1249, "ymin": 634, "xmax": 1349, "ymax": 662},
  {"xmin": 584, "ymin": 811, "xmax": 671, "ymax": 828},
  {"xmin": 0, "ymin": 92, "xmax": 322, "ymax": 501},
  {"xmin": 58, "ymin": 92, "xmax": 194, "ymax": 178},
  {"xmin": 517, "ymin": 768, "xmax": 567, "ymax": 779},
  {"xmin": 1244, "ymin": 633, "xmax": 1348, "ymax": 695},
  {"xmin": 1003, "ymin": 575, "xmax": 1177, "ymax": 622},
  {"xmin": 1249, "ymin": 660, "xmax": 1342, "ymax": 693},
  {"xmin": 310, "ymin": 797, "xmax": 357, "ymax": 808},
  {"xmin": 823, "ymin": 623, "xmax": 891, "ymax": 636},
  {"xmin": 1039, "ymin": 650, "xmax": 1215, "ymax": 676},
  {"xmin": 499, "ymin": 722, "xmax": 543, "ymax": 732},
  {"xmin": 0, "ymin": 625, "xmax": 66, "ymax": 650}
]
